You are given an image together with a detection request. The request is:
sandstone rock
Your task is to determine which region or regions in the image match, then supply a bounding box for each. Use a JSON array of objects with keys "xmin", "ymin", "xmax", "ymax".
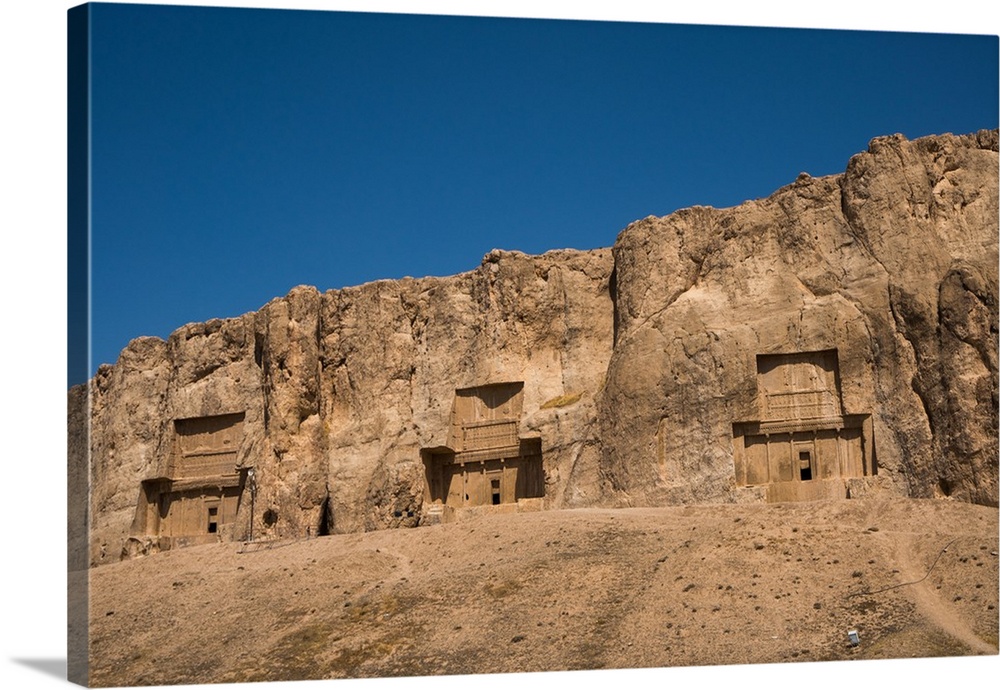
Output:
[
  {"xmin": 70, "ymin": 130, "xmax": 998, "ymax": 567},
  {"xmin": 599, "ymin": 130, "xmax": 998, "ymax": 508},
  {"xmin": 78, "ymin": 248, "xmax": 614, "ymax": 565}
]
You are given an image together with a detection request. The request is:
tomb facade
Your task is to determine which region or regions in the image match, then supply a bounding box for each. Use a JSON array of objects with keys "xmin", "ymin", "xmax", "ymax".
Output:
[
  {"xmin": 422, "ymin": 382, "xmax": 544, "ymax": 519},
  {"xmin": 130, "ymin": 412, "xmax": 250, "ymax": 550},
  {"xmin": 732, "ymin": 351, "xmax": 875, "ymax": 502}
]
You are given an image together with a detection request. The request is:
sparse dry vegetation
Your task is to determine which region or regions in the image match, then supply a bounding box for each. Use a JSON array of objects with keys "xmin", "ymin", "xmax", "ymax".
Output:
[{"xmin": 88, "ymin": 499, "xmax": 998, "ymax": 687}]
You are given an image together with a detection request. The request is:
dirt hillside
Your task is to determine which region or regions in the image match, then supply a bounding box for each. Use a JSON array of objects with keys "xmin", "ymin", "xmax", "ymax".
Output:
[{"xmin": 88, "ymin": 498, "xmax": 998, "ymax": 687}]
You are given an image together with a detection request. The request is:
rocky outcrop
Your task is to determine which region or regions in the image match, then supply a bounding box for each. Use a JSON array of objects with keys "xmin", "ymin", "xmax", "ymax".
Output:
[
  {"xmin": 82, "ymin": 248, "xmax": 614, "ymax": 565},
  {"xmin": 72, "ymin": 130, "xmax": 998, "ymax": 567},
  {"xmin": 599, "ymin": 130, "xmax": 998, "ymax": 507}
]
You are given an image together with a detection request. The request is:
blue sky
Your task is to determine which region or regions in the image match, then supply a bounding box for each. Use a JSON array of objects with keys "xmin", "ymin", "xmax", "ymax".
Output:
[{"xmin": 83, "ymin": 2, "xmax": 998, "ymax": 378}]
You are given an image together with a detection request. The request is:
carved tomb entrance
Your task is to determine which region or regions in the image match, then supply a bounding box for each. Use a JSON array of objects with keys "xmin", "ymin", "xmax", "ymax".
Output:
[
  {"xmin": 732, "ymin": 351, "xmax": 875, "ymax": 502},
  {"xmin": 133, "ymin": 412, "xmax": 249, "ymax": 549},
  {"xmin": 423, "ymin": 382, "xmax": 544, "ymax": 510}
]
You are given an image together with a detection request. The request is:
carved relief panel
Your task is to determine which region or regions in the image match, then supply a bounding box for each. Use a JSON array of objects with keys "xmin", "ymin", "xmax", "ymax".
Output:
[{"xmin": 733, "ymin": 350, "xmax": 874, "ymax": 502}]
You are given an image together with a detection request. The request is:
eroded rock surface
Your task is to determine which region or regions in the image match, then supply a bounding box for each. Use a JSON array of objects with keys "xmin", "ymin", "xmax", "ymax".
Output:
[
  {"xmin": 82, "ymin": 249, "xmax": 614, "ymax": 565},
  {"xmin": 71, "ymin": 131, "xmax": 998, "ymax": 566},
  {"xmin": 600, "ymin": 130, "xmax": 998, "ymax": 508}
]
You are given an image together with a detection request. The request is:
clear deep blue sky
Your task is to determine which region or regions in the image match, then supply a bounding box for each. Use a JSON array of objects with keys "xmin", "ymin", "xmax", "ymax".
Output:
[{"xmin": 86, "ymin": 2, "xmax": 998, "ymax": 376}]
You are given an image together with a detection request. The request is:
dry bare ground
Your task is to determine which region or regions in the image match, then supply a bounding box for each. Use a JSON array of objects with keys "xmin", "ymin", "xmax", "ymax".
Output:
[{"xmin": 88, "ymin": 498, "xmax": 998, "ymax": 687}]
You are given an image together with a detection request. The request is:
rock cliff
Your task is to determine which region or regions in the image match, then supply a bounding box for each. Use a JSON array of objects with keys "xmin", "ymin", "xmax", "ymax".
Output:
[
  {"xmin": 83, "ymin": 248, "xmax": 615, "ymax": 565},
  {"xmin": 72, "ymin": 130, "xmax": 998, "ymax": 566},
  {"xmin": 600, "ymin": 130, "xmax": 997, "ymax": 508}
]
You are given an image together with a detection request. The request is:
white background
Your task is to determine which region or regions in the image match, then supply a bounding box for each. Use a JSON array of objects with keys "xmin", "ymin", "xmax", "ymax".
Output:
[{"xmin": 1, "ymin": 1, "xmax": 997, "ymax": 689}]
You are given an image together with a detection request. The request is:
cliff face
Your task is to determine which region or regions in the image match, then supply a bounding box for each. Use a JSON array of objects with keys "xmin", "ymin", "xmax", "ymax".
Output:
[
  {"xmin": 599, "ymin": 130, "xmax": 998, "ymax": 507},
  {"xmin": 83, "ymin": 248, "xmax": 615, "ymax": 565},
  {"xmin": 73, "ymin": 131, "xmax": 998, "ymax": 566}
]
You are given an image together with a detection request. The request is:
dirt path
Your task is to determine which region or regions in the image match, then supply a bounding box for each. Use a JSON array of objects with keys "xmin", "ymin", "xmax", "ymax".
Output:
[{"xmin": 887, "ymin": 534, "xmax": 997, "ymax": 655}]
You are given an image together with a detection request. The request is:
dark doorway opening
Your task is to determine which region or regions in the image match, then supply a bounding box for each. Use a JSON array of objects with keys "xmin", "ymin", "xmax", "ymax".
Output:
[
  {"xmin": 318, "ymin": 494, "xmax": 333, "ymax": 536},
  {"xmin": 207, "ymin": 506, "xmax": 218, "ymax": 533},
  {"xmin": 491, "ymin": 479, "xmax": 501, "ymax": 505},
  {"xmin": 799, "ymin": 451, "xmax": 813, "ymax": 481}
]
